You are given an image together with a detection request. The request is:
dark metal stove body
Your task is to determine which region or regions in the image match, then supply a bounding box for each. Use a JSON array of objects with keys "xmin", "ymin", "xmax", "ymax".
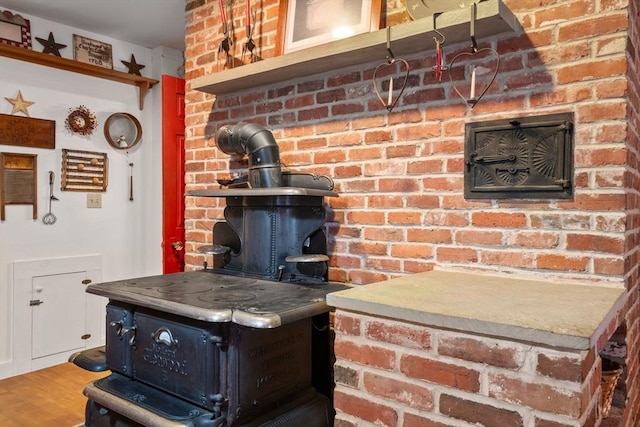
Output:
[
  {"xmin": 202, "ymin": 187, "xmax": 333, "ymax": 282},
  {"xmin": 84, "ymin": 271, "xmax": 345, "ymax": 427},
  {"xmin": 79, "ymin": 184, "xmax": 345, "ymax": 426}
]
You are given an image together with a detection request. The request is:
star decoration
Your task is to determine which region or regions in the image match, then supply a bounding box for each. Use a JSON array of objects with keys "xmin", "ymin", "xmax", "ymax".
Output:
[
  {"xmin": 35, "ymin": 32, "xmax": 67, "ymax": 56},
  {"xmin": 4, "ymin": 90, "xmax": 35, "ymax": 117},
  {"xmin": 121, "ymin": 54, "xmax": 146, "ymax": 76}
]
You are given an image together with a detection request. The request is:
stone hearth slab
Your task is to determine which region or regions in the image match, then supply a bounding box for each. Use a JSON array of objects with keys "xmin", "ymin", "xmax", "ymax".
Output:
[{"xmin": 326, "ymin": 270, "xmax": 625, "ymax": 350}]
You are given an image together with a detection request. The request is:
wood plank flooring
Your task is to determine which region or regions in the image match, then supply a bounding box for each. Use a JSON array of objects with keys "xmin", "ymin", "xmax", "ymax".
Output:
[{"xmin": 0, "ymin": 362, "xmax": 107, "ymax": 427}]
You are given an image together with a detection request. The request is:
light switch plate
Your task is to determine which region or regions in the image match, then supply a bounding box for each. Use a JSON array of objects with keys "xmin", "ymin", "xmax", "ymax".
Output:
[{"xmin": 87, "ymin": 193, "xmax": 102, "ymax": 208}]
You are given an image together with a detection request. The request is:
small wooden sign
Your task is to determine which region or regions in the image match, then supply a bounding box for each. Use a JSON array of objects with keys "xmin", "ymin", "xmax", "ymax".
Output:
[
  {"xmin": 73, "ymin": 34, "xmax": 113, "ymax": 69},
  {"xmin": 0, "ymin": 113, "xmax": 55, "ymax": 149}
]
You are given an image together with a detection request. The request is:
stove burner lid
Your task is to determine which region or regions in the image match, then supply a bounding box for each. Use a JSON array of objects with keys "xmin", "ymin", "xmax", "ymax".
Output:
[
  {"xmin": 155, "ymin": 281, "xmax": 214, "ymax": 294},
  {"xmin": 86, "ymin": 271, "xmax": 347, "ymax": 328}
]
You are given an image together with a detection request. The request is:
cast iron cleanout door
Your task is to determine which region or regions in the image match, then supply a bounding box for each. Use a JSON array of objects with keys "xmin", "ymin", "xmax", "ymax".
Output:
[{"xmin": 465, "ymin": 112, "xmax": 574, "ymax": 199}]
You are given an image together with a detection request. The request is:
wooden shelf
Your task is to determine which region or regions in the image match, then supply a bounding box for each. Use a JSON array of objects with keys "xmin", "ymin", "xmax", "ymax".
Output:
[
  {"xmin": 0, "ymin": 43, "xmax": 159, "ymax": 110},
  {"xmin": 193, "ymin": 0, "xmax": 518, "ymax": 95}
]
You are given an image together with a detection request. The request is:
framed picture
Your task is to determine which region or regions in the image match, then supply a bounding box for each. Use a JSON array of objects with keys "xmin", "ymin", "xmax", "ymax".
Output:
[
  {"xmin": 276, "ymin": 0, "xmax": 382, "ymax": 55},
  {"xmin": 73, "ymin": 34, "xmax": 113, "ymax": 69},
  {"xmin": 0, "ymin": 10, "xmax": 31, "ymax": 49}
]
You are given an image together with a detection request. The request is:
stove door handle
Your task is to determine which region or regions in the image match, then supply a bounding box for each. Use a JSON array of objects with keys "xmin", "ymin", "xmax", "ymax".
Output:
[
  {"xmin": 152, "ymin": 327, "xmax": 179, "ymax": 348},
  {"xmin": 120, "ymin": 326, "xmax": 136, "ymax": 346},
  {"xmin": 110, "ymin": 321, "xmax": 124, "ymax": 336}
]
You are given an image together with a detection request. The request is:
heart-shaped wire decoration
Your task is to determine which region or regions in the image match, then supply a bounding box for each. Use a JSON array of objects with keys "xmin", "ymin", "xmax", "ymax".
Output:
[
  {"xmin": 373, "ymin": 58, "xmax": 410, "ymax": 112},
  {"xmin": 449, "ymin": 47, "xmax": 500, "ymax": 108}
]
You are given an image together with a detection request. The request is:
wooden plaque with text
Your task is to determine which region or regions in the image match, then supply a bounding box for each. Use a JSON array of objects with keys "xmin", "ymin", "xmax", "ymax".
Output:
[{"xmin": 0, "ymin": 113, "xmax": 55, "ymax": 149}]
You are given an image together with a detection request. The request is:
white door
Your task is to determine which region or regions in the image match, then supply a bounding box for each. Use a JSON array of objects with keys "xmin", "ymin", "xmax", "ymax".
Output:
[{"xmin": 31, "ymin": 272, "xmax": 88, "ymax": 359}]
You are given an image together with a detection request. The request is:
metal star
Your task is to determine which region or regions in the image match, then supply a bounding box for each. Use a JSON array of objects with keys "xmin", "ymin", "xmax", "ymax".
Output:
[
  {"xmin": 35, "ymin": 32, "xmax": 67, "ymax": 56},
  {"xmin": 121, "ymin": 54, "xmax": 146, "ymax": 76},
  {"xmin": 4, "ymin": 90, "xmax": 35, "ymax": 117}
]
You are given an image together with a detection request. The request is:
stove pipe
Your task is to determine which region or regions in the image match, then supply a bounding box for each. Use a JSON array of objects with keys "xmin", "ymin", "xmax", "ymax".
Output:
[{"xmin": 215, "ymin": 123, "xmax": 283, "ymax": 188}]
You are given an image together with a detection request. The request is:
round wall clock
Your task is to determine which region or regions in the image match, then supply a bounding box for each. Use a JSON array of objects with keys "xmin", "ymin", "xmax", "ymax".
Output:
[
  {"xmin": 103, "ymin": 112, "xmax": 142, "ymax": 150},
  {"xmin": 65, "ymin": 105, "xmax": 98, "ymax": 136},
  {"xmin": 405, "ymin": 0, "xmax": 480, "ymax": 20}
]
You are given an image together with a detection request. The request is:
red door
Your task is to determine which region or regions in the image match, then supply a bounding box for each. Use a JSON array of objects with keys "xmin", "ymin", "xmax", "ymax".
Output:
[{"xmin": 162, "ymin": 75, "xmax": 186, "ymax": 273}]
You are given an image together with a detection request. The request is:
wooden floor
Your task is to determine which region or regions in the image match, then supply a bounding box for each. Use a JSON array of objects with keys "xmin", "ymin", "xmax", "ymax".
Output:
[{"xmin": 0, "ymin": 363, "xmax": 107, "ymax": 427}]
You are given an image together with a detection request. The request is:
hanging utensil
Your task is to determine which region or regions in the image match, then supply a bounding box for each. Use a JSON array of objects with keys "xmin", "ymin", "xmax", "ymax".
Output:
[
  {"xmin": 243, "ymin": 6, "xmax": 259, "ymax": 63},
  {"xmin": 129, "ymin": 162, "xmax": 134, "ymax": 201},
  {"xmin": 42, "ymin": 171, "xmax": 57, "ymax": 225},
  {"xmin": 217, "ymin": 0, "xmax": 234, "ymax": 70},
  {"xmin": 431, "ymin": 13, "xmax": 448, "ymax": 82}
]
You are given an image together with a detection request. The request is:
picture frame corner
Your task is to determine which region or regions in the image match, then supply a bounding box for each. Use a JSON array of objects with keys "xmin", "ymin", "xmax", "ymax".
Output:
[{"xmin": 277, "ymin": 0, "xmax": 384, "ymax": 56}]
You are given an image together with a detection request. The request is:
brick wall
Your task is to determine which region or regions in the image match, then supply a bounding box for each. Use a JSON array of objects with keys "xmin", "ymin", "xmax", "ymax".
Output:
[
  {"xmin": 183, "ymin": 0, "xmax": 639, "ymax": 425},
  {"xmin": 333, "ymin": 311, "xmax": 600, "ymax": 427},
  {"xmin": 621, "ymin": 0, "xmax": 640, "ymax": 421}
]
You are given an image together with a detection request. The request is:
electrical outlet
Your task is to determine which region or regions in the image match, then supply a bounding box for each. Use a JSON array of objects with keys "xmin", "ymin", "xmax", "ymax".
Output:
[{"xmin": 87, "ymin": 193, "xmax": 102, "ymax": 208}]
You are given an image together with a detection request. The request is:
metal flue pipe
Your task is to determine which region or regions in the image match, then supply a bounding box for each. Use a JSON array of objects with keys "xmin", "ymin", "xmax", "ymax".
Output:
[{"xmin": 215, "ymin": 123, "xmax": 283, "ymax": 188}]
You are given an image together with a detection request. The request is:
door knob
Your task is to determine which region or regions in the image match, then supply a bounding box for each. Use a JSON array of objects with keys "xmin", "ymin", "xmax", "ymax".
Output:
[{"xmin": 171, "ymin": 241, "xmax": 184, "ymax": 251}]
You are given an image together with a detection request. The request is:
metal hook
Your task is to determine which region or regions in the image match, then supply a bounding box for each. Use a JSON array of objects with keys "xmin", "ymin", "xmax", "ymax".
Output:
[
  {"xmin": 470, "ymin": 2, "xmax": 478, "ymax": 53},
  {"xmin": 218, "ymin": 21, "xmax": 234, "ymax": 70},
  {"xmin": 433, "ymin": 13, "xmax": 445, "ymax": 45},
  {"xmin": 431, "ymin": 12, "xmax": 448, "ymax": 81},
  {"xmin": 243, "ymin": 9, "xmax": 258, "ymax": 62},
  {"xmin": 385, "ymin": 26, "xmax": 395, "ymax": 64}
]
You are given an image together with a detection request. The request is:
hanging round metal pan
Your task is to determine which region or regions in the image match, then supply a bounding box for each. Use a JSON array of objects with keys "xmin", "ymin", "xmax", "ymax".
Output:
[{"xmin": 405, "ymin": 0, "xmax": 482, "ymax": 21}]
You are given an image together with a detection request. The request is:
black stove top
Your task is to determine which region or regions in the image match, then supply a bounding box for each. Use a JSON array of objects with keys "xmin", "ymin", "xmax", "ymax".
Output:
[{"xmin": 86, "ymin": 270, "xmax": 347, "ymax": 328}]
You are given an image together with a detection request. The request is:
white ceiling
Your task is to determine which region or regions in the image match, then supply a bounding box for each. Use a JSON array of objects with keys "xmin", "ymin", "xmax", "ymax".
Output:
[{"xmin": 0, "ymin": 0, "xmax": 186, "ymax": 51}]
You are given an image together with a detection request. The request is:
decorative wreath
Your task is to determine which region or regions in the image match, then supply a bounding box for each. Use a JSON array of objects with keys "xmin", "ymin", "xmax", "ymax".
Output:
[{"xmin": 65, "ymin": 105, "xmax": 98, "ymax": 136}]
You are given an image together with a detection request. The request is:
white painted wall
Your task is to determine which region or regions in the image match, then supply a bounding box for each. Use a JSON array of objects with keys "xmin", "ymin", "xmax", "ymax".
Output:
[{"xmin": 0, "ymin": 10, "xmax": 183, "ymax": 377}]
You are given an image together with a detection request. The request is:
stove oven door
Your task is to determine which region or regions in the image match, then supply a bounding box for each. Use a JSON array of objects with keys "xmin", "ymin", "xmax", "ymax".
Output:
[{"xmin": 132, "ymin": 308, "xmax": 225, "ymax": 411}]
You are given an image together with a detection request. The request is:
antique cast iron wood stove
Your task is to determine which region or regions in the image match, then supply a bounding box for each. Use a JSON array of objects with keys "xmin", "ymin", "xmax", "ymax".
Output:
[{"xmin": 73, "ymin": 124, "xmax": 346, "ymax": 427}]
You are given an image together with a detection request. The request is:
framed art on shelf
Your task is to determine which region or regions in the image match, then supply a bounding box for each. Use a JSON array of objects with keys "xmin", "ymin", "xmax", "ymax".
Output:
[
  {"xmin": 73, "ymin": 34, "xmax": 113, "ymax": 69},
  {"xmin": 0, "ymin": 10, "xmax": 31, "ymax": 49},
  {"xmin": 276, "ymin": 0, "xmax": 382, "ymax": 55}
]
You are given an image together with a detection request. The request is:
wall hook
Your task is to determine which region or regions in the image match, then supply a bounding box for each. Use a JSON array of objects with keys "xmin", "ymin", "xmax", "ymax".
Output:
[
  {"xmin": 385, "ymin": 26, "xmax": 395, "ymax": 64},
  {"xmin": 432, "ymin": 13, "xmax": 446, "ymax": 45},
  {"xmin": 432, "ymin": 13, "xmax": 448, "ymax": 81},
  {"xmin": 470, "ymin": 2, "xmax": 478, "ymax": 53}
]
